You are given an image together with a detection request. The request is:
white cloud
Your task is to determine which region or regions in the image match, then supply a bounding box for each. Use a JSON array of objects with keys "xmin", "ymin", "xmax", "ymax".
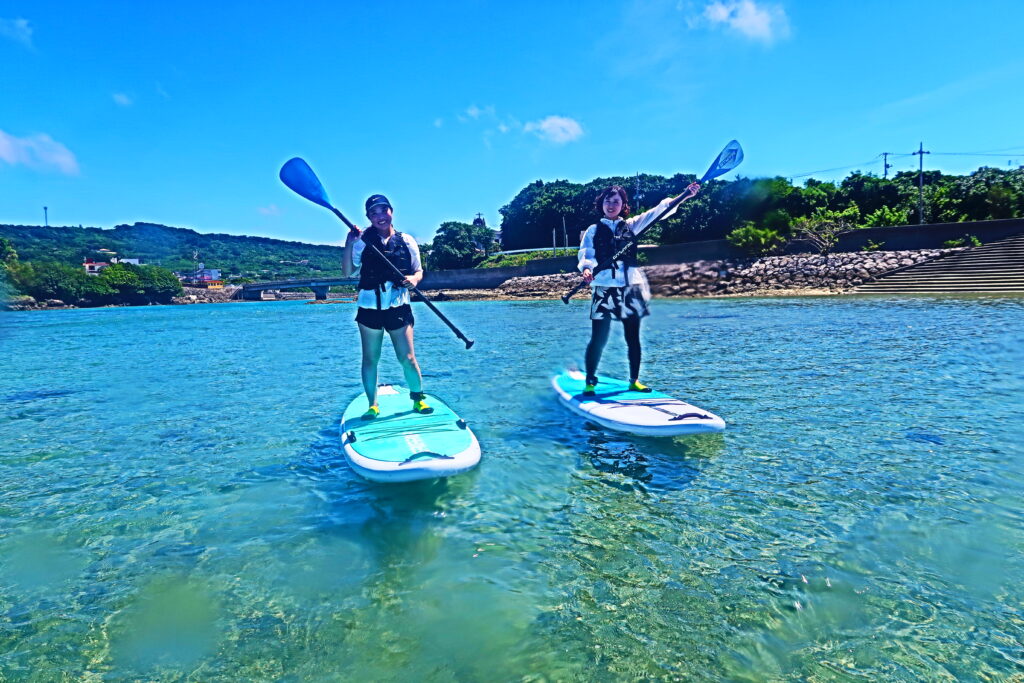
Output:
[
  {"xmin": 524, "ymin": 116, "xmax": 584, "ymax": 144},
  {"xmin": 699, "ymin": 1, "xmax": 790, "ymax": 44},
  {"xmin": 0, "ymin": 18, "xmax": 32, "ymax": 48},
  {"xmin": 156, "ymin": 82, "xmax": 171, "ymax": 100},
  {"xmin": 0, "ymin": 129, "xmax": 79, "ymax": 175},
  {"xmin": 113, "ymin": 93, "xmax": 133, "ymax": 106},
  {"xmin": 446, "ymin": 104, "xmax": 579, "ymax": 144},
  {"xmin": 464, "ymin": 104, "xmax": 494, "ymax": 120},
  {"xmin": 258, "ymin": 204, "xmax": 281, "ymax": 216}
]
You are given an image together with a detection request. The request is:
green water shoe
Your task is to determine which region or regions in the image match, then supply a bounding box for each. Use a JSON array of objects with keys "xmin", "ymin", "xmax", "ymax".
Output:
[{"xmin": 411, "ymin": 392, "xmax": 434, "ymax": 414}]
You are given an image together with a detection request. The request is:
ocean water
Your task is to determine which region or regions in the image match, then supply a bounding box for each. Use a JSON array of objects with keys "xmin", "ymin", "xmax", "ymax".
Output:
[{"xmin": 1, "ymin": 296, "xmax": 1022, "ymax": 681}]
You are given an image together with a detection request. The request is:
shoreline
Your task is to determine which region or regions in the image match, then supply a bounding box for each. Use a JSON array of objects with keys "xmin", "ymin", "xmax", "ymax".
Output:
[
  {"xmin": 0, "ymin": 247, "xmax": 982, "ymax": 311},
  {"xmin": 419, "ymin": 286, "xmax": 842, "ymax": 302},
  {"xmin": 3, "ymin": 286, "xmax": 844, "ymax": 311}
]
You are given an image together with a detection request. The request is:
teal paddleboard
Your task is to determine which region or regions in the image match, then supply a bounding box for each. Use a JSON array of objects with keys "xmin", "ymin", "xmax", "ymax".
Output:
[
  {"xmin": 340, "ymin": 384, "xmax": 480, "ymax": 482},
  {"xmin": 552, "ymin": 370, "xmax": 725, "ymax": 436}
]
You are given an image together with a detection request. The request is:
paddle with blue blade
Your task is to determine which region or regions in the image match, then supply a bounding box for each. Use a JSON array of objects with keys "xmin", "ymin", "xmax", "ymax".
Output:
[
  {"xmin": 561, "ymin": 140, "xmax": 744, "ymax": 304},
  {"xmin": 279, "ymin": 157, "xmax": 475, "ymax": 349}
]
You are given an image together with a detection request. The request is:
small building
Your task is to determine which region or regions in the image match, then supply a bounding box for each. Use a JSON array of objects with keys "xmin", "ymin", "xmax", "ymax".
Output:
[
  {"xmin": 83, "ymin": 258, "xmax": 109, "ymax": 276},
  {"xmin": 174, "ymin": 265, "xmax": 224, "ymax": 289},
  {"xmin": 84, "ymin": 249, "xmax": 142, "ymax": 275}
]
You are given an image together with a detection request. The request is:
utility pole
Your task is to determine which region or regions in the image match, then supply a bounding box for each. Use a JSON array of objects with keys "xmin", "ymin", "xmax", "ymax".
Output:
[
  {"xmin": 912, "ymin": 142, "xmax": 930, "ymax": 224},
  {"xmin": 43, "ymin": 206, "xmax": 48, "ymax": 226},
  {"xmin": 562, "ymin": 214, "xmax": 568, "ymax": 252},
  {"xmin": 552, "ymin": 227, "xmax": 556, "ymax": 256},
  {"xmin": 882, "ymin": 153, "xmax": 893, "ymax": 179}
]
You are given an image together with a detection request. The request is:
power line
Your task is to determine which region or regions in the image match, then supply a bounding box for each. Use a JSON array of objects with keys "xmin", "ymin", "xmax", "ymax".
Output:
[
  {"xmin": 932, "ymin": 152, "xmax": 1024, "ymax": 157},
  {"xmin": 786, "ymin": 144, "xmax": 1024, "ymax": 183},
  {"xmin": 789, "ymin": 157, "xmax": 882, "ymax": 180}
]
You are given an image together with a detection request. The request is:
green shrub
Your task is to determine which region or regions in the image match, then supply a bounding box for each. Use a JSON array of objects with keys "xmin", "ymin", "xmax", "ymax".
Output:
[
  {"xmin": 726, "ymin": 223, "xmax": 784, "ymax": 256},
  {"xmin": 942, "ymin": 234, "xmax": 983, "ymax": 248},
  {"xmin": 864, "ymin": 205, "xmax": 908, "ymax": 227},
  {"xmin": 861, "ymin": 239, "xmax": 885, "ymax": 252},
  {"xmin": 474, "ymin": 248, "xmax": 574, "ymax": 269}
]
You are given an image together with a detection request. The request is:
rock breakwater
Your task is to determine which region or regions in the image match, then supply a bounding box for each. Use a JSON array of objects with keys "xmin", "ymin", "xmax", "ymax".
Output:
[{"xmin": 423, "ymin": 248, "xmax": 962, "ymax": 301}]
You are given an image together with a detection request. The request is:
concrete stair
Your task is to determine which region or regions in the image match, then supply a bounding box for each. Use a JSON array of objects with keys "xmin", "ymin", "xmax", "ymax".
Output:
[{"xmin": 853, "ymin": 233, "xmax": 1024, "ymax": 293}]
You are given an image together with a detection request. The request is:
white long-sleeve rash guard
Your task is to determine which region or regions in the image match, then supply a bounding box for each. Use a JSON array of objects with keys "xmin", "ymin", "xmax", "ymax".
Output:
[{"xmin": 577, "ymin": 195, "xmax": 681, "ymax": 288}]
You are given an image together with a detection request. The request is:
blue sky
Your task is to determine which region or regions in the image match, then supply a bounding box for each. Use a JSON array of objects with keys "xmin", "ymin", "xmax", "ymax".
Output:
[{"xmin": 2, "ymin": 0, "xmax": 1023, "ymax": 246}]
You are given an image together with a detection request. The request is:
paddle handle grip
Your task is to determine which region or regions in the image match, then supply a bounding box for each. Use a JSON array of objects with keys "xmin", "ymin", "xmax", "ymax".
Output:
[
  {"xmin": 410, "ymin": 287, "xmax": 475, "ymax": 349},
  {"xmin": 562, "ymin": 279, "xmax": 588, "ymax": 304},
  {"xmin": 331, "ymin": 207, "xmax": 360, "ymax": 236}
]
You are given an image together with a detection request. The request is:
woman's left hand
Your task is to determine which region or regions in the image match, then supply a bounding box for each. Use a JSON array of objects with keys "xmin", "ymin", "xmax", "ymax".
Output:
[
  {"xmin": 400, "ymin": 272, "xmax": 423, "ymax": 288},
  {"xmin": 685, "ymin": 182, "xmax": 701, "ymax": 199}
]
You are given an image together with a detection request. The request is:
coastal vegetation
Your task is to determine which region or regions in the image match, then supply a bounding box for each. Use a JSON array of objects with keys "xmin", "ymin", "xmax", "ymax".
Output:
[
  {"xmin": 2, "ymin": 165, "xmax": 1021, "ymax": 291},
  {"xmin": 1, "ymin": 237, "xmax": 182, "ymax": 306},
  {"xmin": 475, "ymin": 248, "xmax": 576, "ymax": 269},
  {"xmin": 495, "ymin": 165, "xmax": 1024, "ymax": 254},
  {"xmin": 0, "ymin": 222, "xmax": 346, "ymax": 281},
  {"xmin": 420, "ymin": 221, "xmax": 499, "ymax": 270}
]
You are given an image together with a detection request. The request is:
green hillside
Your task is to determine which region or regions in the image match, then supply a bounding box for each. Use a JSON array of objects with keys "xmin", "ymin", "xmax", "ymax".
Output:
[{"xmin": 0, "ymin": 222, "xmax": 345, "ymax": 280}]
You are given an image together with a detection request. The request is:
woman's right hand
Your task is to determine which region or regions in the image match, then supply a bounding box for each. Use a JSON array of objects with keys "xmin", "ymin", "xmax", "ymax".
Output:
[
  {"xmin": 345, "ymin": 227, "xmax": 362, "ymax": 244},
  {"xmin": 582, "ymin": 268, "xmax": 593, "ymax": 283}
]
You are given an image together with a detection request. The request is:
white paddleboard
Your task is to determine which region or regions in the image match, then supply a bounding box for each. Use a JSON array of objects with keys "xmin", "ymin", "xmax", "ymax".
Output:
[
  {"xmin": 340, "ymin": 385, "xmax": 481, "ymax": 483},
  {"xmin": 552, "ymin": 370, "xmax": 725, "ymax": 437}
]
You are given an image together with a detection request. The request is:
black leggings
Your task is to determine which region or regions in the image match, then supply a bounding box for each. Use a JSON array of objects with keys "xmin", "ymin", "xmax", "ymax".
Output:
[{"xmin": 585, "ymin": 317, "xmax": 642, "ymax": 384}]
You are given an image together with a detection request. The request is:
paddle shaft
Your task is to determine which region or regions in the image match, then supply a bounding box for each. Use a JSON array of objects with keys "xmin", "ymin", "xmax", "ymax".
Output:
[{"xmin": 333, "ymin": 207, "xmax": 475, "ymax": 350}]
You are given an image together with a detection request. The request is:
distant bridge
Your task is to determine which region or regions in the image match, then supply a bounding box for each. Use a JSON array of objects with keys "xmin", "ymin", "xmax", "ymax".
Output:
[{"xmin": 240, "ymin": 277, "xmax": 357, "ymax": 300}]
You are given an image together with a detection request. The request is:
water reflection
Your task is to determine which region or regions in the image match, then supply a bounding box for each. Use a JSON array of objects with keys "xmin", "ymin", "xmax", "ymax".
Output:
[{"xmin": 578, "ymin": 427, "xmax": 724, "ymax": 493}]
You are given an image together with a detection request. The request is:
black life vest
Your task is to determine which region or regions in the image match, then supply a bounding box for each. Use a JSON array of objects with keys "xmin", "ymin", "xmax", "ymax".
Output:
[
  {"xmin": 593, "ymin": 220, "xmax": 637, "ymax": 278},
  {"xmin": 358, "ymin": 231, "xmax": 414, "ymax": 304}
]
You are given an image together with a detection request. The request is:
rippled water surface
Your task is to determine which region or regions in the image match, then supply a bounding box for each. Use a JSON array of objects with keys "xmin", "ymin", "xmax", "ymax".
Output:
[{"xmin": 1, "ymin": 296, "xmax": 1023, "ymax": 680}]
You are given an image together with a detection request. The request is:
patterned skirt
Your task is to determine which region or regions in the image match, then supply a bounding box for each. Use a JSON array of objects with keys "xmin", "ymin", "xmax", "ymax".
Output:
[{"xmin": 590, "ymin": 285, "xmax": 650, "ymax": 321}]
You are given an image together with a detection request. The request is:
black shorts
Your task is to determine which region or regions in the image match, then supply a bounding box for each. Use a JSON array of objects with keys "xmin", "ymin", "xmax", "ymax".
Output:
[{"xmin": 355, "ymin": 304, "xmax": 415, "ymax": 331}]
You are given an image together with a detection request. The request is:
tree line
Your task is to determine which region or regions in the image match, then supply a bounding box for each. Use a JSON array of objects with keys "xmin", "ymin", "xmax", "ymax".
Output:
[
  {"xmin": 0, "ymin": 222, "xmax": 348, "ymax": 281},
  {"xmin": 2, "ymin": 237, "xmax": 183, "ymax": 306},
  {"xmin": 462, "ymin": 165, "xmax": 1023, "ymax": 259},
  {"xmin": 4, "ymin": 165, "xmax": 1022, "ymax": 283}
]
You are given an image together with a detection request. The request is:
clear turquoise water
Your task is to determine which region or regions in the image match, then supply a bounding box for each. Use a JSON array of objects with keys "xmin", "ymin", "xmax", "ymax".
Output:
[{"xmin": 1, "ymin": 296, "xmax": 1022, "ymax": 681}]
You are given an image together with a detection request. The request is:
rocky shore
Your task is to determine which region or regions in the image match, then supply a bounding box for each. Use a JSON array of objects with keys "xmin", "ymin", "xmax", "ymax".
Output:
[
  {"xmin": 4, "ymin": 295, "xmax": 76, "ymax": 311},
  {"xmin": 424, "ymin": 248, "xmax": 963, "ymax": 301},
  {"xmin": 172, "ymin": 286, "xmax": 243, "ymax": 304},
  {"xmin": 5, "ymin": 248, "xmax": 964, "ymax": 310}
]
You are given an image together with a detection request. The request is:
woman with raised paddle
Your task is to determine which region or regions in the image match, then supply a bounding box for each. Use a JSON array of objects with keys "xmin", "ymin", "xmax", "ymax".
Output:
[
  {"xmin": 577, "ymin": 182, "xmax": 700, "ymax": 396},
  {"xmin": 343, "ymin": 194, "xmax": 433, "ymax": 418}
]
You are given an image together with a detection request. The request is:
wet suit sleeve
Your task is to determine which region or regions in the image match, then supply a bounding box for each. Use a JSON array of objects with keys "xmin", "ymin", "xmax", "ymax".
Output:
[
  {"xmin": 350, "ymin": 239, "xmax": 365, "ymax": 271},
  {"xmin": 405, "ymin": 235, "xmax": 423, "ymax": 273},
  {"xmin": 626, "ymin": 195, "xmax": 679, "ymax": 236},
  {"xmin": 578, "ymin": 224, "xmax": 598, "ymax": 271}
]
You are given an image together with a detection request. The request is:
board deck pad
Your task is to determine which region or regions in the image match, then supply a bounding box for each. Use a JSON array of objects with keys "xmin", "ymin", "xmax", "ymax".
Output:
[
  {"xmin": 552, "ymin": 370, "xmax": 725, "ymax": 436},
  {"xmin": 340, "ymin": 385, "xmax": 480, "ymax": 482}
]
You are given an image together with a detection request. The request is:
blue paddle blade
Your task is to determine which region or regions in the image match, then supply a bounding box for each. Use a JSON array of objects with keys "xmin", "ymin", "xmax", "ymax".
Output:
[
  {"xmin": 279, "ymin": 157, "xmax": 333, "ymax": 209},
  {"xmin": 700, "ymin": 140, "xmax": 744, "ymax": 182}
]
